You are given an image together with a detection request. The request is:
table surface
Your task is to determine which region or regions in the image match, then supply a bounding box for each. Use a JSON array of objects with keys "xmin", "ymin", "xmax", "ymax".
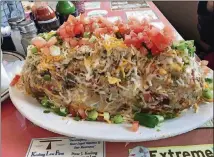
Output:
[
  {"xmin": 2, "ymin": 99, "xmax": 214, "ymax": 157},
  {"xmin": 1, "ymin": 1, "xmax": 213, "ymax": 157}
]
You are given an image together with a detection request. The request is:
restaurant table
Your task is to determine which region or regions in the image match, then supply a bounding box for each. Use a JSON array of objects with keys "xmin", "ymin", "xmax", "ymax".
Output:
[{"xmin": 1, "ymin": 1, "xmax": 213, "ymax": 157}]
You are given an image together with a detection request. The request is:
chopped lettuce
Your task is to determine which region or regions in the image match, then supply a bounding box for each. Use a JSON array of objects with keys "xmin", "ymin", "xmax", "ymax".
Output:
[
  {"xmin": 172, "ymin": 40, "xmax": 196, "ymax": 57},
  {"xmin": 205, "ymin": 78, "xmax": 213, "ymax": 84},
  {"xmin": 202, "ymin": 89, "xmax": 213, "ymax": 100},
  {"xmin": 111, "ymin": 115, "xmax": 123, "ymax": 124},
  {"xmin": 38, "ymin": 31, "xmax": 57, "ymax": 41}
]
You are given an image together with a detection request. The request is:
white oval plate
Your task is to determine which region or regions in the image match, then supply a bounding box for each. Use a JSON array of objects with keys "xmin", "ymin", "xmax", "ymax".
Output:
[{"xmin": 9, "ymin": 86, "xmax": 213, "ymax": 142}]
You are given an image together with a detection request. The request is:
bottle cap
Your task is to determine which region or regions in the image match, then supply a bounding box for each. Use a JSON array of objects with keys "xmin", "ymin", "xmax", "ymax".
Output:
[
  {"xmin": 18, "ymin": 20, "xmax": 37, "ymax": 34},
  {"xmin": 8, "ymin": 16, "xmax": 25, "ymax": 29}
]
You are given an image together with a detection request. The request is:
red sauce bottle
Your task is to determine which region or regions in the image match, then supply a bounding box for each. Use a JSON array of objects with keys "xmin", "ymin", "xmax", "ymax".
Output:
[{"xmin": 32, "ymin": 2, "xmax": 60, "ymax": 33}]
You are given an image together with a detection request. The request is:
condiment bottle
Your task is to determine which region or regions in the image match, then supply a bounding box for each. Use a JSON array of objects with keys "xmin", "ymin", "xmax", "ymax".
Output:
[
  {"xmin": 8, "ymin": 16, "xmax": 25, "ymax": 55},
  {"xmin": 56, "ymin": 1, "xmax": 77, "ymax": 25},
  {"xmin": 32, "ymin": 2, "xmax": 60, "ymax": 33},
  {"xmin": 18, "ymin": 20, "xmax": 37, "ymax": 55},
  {"xmin": 73, "ymin": 0, "xmax": 85, "ymax": 15}
]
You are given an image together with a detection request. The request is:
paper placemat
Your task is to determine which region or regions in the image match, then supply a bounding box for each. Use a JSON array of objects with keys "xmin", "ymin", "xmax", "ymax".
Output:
[
  {"xmin": 129, "ymin": 144, "xmax": 213, "ymax": 157},
  {"xmin": 26, "ymin": 137, "xmax": 105, "ymax": 157},
  {"xmin": 111, "ymin": 1, "xmax": 149, "ymax": 11},
  {"xmin": 199, "ymin": 119, "xmax": 214, "ymax": 128}
]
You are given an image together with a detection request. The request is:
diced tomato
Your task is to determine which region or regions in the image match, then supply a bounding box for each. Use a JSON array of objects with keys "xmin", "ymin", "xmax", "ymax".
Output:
[
  {"xmin": 56, "ymin": 29, "xmax": 61, "ymax": 36},
  {"xmin": 63, "ymin": 21, "xmax": 69, "ymax": 27},
  {"xmin": 129, "ymin": 24, "xmax": 143, "ymax": 34},
  {"xmin": 131, "ymin": 37, "xmax": 139, "ymax": 43},
  {"xmin": 131, "ymin": 121, "xmax": 139, "ymax": 132},
  {"xmin": 94, "ymin": 28, "xmax": 108, "ymax": 36},
  {"xmin": 47, "ymin": 36, "xmax": 57, "ymax": 47},
  {"xmin": 10, "ymin": 74, "xmax": 21, "ymax": 86},
  {"xmin": 151, "ymin": 45, "xmax": 160, "ymax": 56},
  {"xmin": 40, "ymin": 46, "xmax": 50, "ymax": 55},
  {"xmin": 143, "ymin": 93, "xmax": 152, "ymax": 102},
  {"xmin": 142, "ymin": 34, "xmax": 149, "ymax": 43},
  {"xmin": 69, "ymin": 106, "xmax": 77, "ymax": 117},
  {"xmin": 59, "ymin": 28, "xmax": 70, "ymax": 39},
  {"xmin": 163, "ymin": 26, "xmax": 175, "ymax": 41},
  {"xmin": 78, "ymin": 108, "xmax": 87, "ymax": 119},
  {"xmin": 55, "ymin": 14, "xmax": 175, "ymax": 57},
  {"xmin": 69, "ymin": 38, "xmax": 78, "ymax": 47},
  {"xmin": 149, "ymin": 26, "xmax": 160, "ymax": 36},
  {"xmin": 98, "ymin": 23, "xmax": 106, "ymax": 28},
  {"xmin": 31, "ymin": 37, "xmax": 47, "ymax": 49},
  {"xmin": 64, "ymin": 38, "xmax": 70, "ymax": 42},
  {"xmin": 74, "ymin": 24, "xmax": 84, "ymax": 35},
  {"xmin": 137, "ymin": 32, "xmax": 144, "ymax": 42},
  {"xmin": 67, "ymin": 15, "xmax": 77, "ymax": 24},
  {"xmin": 97, "ymin": 116, "xmax": 105, "ymax": 122},
  {"xmin": 124, "ymin": 34, "xmax": 131, "ymax": 40},
  {"xmin": 135, "ymin": 40, "xmax": 142, "ymax": 49},
  {"xmin": 151, "ymin": 33, "xmax": 168, "ymax": 52},
  {"xmin": 145, "ymin": 42, "xmax": 153, "ymax": 49},
  {"xmin": 124, "ymin": 34, "xmax": 132, "ymax": 46},
  {"xmin": 128, "ymin": 17, "xmax": 140, "ymax": 25},
  {"xmin": 79, "ymin": 14, "xmax": 85, "ymax": 23},
  {"xmin": 100, "ymin": 17, "xmax": 113, "ymax": 27},
  {"xmin": 65, "ymin": 25, "xmax": 74, "ymax": 37},
  {"xmin": 130, "ymin": 31, "xmax": 138, "ymax": 38},
  {"xmin": 119, "ymin": 25, "xmax": 130, "ymax": 35},
  {"xmin": 124, "ymin": 34, "xmax": 141, "ymax": 47}
]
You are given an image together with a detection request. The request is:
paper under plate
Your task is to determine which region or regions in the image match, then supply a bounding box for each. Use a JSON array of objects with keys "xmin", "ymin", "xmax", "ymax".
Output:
[{"xmin": 9, "ymin": 86, "xmax": 213, "ymax": 142}]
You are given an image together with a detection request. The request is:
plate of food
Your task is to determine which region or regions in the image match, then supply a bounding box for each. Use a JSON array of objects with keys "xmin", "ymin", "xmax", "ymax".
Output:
[
  {"xmin": 1, "ymin": 51, "xmax": 24, "ymax": 102},
  {"xmin": 9, "ymin": 15, "xmax": 213, "ymax": 142}
]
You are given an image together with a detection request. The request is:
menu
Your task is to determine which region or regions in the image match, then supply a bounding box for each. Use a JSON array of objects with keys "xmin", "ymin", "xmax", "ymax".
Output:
[
  {"xmin": 111, "ymin": 1, "xmax": 149, "ymax": 11},
  {"xmin": 26, "ymin": 137, "xmax": 105, "ymax": 157}
]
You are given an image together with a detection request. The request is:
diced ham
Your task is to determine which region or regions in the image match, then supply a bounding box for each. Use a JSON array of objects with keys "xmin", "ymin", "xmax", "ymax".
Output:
[
  {"xmin": 31, "ymin": 37, "xmax": 47, "ymax": 49},
  {"xmin": 47, "ymin": 36, "xmax": 57, "ymax": 47}
]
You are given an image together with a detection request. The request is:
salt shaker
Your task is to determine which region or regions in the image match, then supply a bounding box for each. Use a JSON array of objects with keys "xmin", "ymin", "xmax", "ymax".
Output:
[
  {"xmin": 8, "ymin": 16, "xmax": 25, "ymax": 55},
  {"xmin": 18, "ymin": 20, "xmax": 37, "ymax": 55}
]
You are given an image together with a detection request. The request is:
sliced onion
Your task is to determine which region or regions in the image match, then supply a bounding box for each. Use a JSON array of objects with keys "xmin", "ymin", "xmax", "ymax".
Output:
[{"xmin": 49, "ymin": 45, "xmax": 61, "ymax": 56}]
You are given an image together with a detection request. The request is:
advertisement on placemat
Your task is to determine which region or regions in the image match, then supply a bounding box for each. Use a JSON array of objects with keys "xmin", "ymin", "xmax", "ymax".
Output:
[
  {"xmin": 129, "ymin": 144, "xmax": 214, "ymax": 157},
  {"xmin": 111, "ymin": 1, "xmax": 149, "ymax": 11},
  {"xmin": 107, "ymin": 16, "xmax": 122, "ymax": 23},
  {"xmin": 84, "ymin": 2, "xmax": 101, "ymax": 10},
  {"xmin": 126, "ymin": 10, "xmax": 158, "ymax": 21},
  {"xmin": 87, "ymin": 10, "xmax": 108, "ymax": 17},
  {"xmin": 26, "ymin": 137, "xmax": 105, "ymax": 157}
]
